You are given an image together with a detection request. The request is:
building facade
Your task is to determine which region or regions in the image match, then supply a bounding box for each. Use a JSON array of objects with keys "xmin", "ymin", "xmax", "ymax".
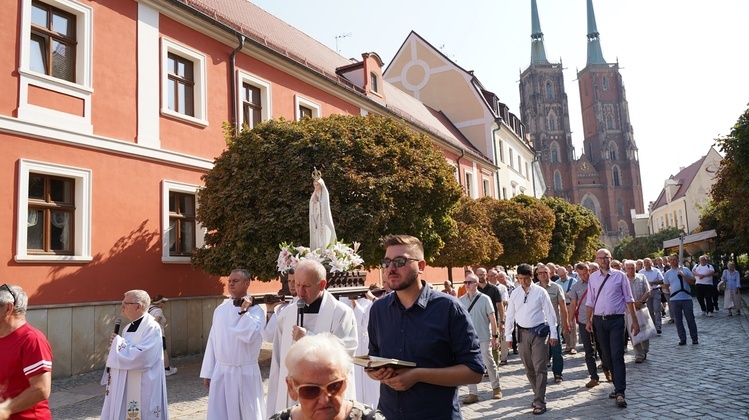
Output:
[
  {"xmin": 519, "ymin": 0, "xmax": 644, "ymax": 247},
  {"xmin": 649, "ymin": 147, "xmax": 722, "ymax": 235},
  {"xmin": 4, "ymin": 0, "xmax": 497, "ymax": 376},
  {"xmin": 384, "ymin": 31, "xmax": 543, "ymax": 199}
]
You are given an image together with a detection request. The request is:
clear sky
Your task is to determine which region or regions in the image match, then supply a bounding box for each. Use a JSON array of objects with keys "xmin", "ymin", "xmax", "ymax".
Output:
[{"xmin": 250, "ymin": 0, "xmax": 749, "ymax": 208}]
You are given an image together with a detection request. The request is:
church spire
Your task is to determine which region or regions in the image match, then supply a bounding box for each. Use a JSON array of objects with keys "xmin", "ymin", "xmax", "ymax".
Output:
[
  {"xmin": 530, "ymin": 0, "xmax": 549, "ymax": 64},
  {"xmin": 585, "ymin": 0, "xmax": 606, "ymax": 65}
]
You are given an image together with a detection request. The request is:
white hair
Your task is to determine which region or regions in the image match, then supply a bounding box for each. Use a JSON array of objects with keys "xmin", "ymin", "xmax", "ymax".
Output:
[
  {"xmin": 285, "ymin": 333, "xmax": 352, "ymax": 378},
  {"xmin": 1, "ymin": 284, "xmax": 28, "ymax": 314},
  {"xmin": 125, "ymin": 290, "xmax": 151, "ymax": 309},
  {"xmin": 295, "ymin": 259, "xmax": 327, "ymax": 284}
]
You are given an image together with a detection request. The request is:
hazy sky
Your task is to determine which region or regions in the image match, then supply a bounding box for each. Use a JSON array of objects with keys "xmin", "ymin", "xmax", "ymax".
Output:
[{"xmin": 250, "ymin": 0, "xmax": 749, "ymax": 207}]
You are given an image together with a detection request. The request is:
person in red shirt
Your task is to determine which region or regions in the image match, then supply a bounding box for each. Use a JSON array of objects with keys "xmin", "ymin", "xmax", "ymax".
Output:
[{"xmin": 0, "ymin": 284, "xmax": 53, "ymax": 420}]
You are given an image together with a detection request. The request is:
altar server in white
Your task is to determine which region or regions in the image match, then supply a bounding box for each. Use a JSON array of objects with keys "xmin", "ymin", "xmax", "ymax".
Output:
[
  {"xmin": 200, "ymin": 269, "xmax": 265, "ymax": 420},
  {"xmin": 101, "ymin": 290, "xmax": 168, "ymax": 420},
  {"xmin": 267, "ymin": 259, "xmax": 358, "ymax": 415}
]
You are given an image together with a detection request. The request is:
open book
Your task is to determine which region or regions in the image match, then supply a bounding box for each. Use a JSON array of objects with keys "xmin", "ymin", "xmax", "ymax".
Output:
[{"xmin": 353, "ymin": 355, "xmax": 417, "ymax": 370}]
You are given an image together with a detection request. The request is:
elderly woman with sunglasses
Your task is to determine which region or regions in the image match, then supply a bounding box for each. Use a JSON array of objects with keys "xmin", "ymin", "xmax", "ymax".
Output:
[{"xmin": 270, "ymin": 333, "xmax": 384, "ymax": 420}]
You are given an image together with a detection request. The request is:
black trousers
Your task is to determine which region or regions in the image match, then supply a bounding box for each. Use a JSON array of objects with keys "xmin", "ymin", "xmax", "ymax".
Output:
[
  {"xmin": 695, "ymin": 284, "xmax": 715, "ymax": 313},
  {"xmin": 593, "ymin": 315, "xmax": 626, "ymax": 395}
]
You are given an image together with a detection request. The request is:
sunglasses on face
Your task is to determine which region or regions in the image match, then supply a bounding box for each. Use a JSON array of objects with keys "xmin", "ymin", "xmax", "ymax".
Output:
[
  {"xmin": 1, "ymin": 284, "xmax": 17, "ymax": 306},
  {"xmin": 292, "ymin": 378, "xmax": 346, "ymax": 400},
  {"xmin": 380, "ymin": 257, "xmax": 419, "ymax": 269},
  {"xmin": 464, "ymin": 280, "xmax": 476, "ymax": 285}
]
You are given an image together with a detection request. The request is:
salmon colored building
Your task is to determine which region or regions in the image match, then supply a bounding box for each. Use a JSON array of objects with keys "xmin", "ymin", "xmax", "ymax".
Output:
[{"xmin": 2, "ymin": 0, "xmax": 514, "ymax": 377}]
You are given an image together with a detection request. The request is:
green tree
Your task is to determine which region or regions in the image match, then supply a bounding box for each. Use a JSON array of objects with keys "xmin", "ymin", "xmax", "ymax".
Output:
[
  {"xmin": 431, "ymin": 196, "xmax": 504, "ymax": 281},
  {"xmin": 541, "ymin": 197, "xmax": 603, "ymax": 264},
  {"xmin": 612, "ymin": 227, "xmax": 684, "ymax": 260},
  {"xmin": 193, "ymin": 115, "xmax": 463, "ymax": 279},
  {"xmin": 706, "ymin": 106, "xmax": 749, "ymax": 254},
  {"xmin": 487, "ymin": 195, "xmax": 555, "ymax": 267}
]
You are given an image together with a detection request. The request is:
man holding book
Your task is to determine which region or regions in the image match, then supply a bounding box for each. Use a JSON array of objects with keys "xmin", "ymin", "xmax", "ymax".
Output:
[{"xmin": 367, "ymin": 235, "xmax": 483, "ymax": 419}]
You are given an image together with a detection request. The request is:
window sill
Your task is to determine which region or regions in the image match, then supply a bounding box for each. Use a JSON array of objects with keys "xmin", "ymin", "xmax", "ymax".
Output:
[
  {"xmin": 15, "ymin": 255, "xmax": 93, "ymax": 263},
  {"xmin": 162, "ymin": 256, "xmax": 192, "ymax": 264},
  {"xmin": 161, "ymin": 108, "xmax": 209, "ymax": 127}
]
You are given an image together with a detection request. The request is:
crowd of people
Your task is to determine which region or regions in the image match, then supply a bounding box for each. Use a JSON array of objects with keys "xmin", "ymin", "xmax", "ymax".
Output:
[{"xmin": 0, "ymin": 238, "xmax": 745, "ymax": 419}]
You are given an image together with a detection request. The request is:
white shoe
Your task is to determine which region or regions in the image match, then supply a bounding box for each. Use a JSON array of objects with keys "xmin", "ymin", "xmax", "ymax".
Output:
[
  {"xmin": 165, "ymin": 367, "xmax": 178, "ymax": 376},
  {"xmin": 707, "ymin": 313, "xmax": 713, "ymax": 317}
]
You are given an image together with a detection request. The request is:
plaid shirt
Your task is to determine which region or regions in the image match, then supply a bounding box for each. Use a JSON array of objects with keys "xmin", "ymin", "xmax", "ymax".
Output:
[{"xmin": 627, "ymin": 274, "xmax": 650, "ymax": 301}]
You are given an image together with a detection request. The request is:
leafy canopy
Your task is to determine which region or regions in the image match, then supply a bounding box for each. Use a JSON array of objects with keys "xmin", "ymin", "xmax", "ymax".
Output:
[
  {"xmin": 541, "ymin": 196, "xmax": 603, "ymax": 264},
  {"xmin": 192, "ymin": 115, "xmax": 463, "ymax": 279},
  {"xmin": 487, "ymin": 195, "xmax": 555, "ymax": 267}
]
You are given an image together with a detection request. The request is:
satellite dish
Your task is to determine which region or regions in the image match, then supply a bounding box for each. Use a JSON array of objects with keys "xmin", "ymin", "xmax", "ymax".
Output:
[{"xmin": 705, "ymin": 161, "xmax": 719, "ymax": 174}]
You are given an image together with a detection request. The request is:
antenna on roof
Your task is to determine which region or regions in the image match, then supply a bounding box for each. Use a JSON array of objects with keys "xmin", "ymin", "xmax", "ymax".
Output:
[{"xmin": 335, "ymin": 32, "xmax": 352, "ymax": 53}]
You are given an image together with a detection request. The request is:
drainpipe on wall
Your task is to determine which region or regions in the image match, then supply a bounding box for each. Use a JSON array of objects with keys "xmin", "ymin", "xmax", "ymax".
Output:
[
  {"xmin": 683, "ymin": 199, "xmax": 690, "ymax": 233},
  {"xmin": 229, "ymin": 33, "xmax": 245, "ymax": 136},
  {"xmin": 492, "ymin": 125, "xmax": 501, "ymax": 199},
  {"xmin": 456, "ymin": 149, "xmax": 465, "ymax": 191}
]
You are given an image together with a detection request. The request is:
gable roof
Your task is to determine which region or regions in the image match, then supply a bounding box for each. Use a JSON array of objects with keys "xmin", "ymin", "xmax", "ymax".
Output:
[
  {"xmin": 650, "ymin": 153, "xmax": 706, "ymax": 210},
  {"xmin": 173, "ymin": 0, "xmax": 492, "ymax": 164}
]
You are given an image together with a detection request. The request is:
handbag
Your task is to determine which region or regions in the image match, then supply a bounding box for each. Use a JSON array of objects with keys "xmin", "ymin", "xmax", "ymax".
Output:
[
  {"xmin": 528, "ymin": 323, "xmax": 550, "ymax": 337},
  {"xmin": 626, "ymin": 307, "xmax": 656, "ymax": 345}
]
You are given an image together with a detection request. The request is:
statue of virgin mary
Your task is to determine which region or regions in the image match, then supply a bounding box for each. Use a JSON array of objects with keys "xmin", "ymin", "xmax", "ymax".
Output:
[{"xmin": 309, "ymin": 169, "xmax": 337, "ymax": 251}]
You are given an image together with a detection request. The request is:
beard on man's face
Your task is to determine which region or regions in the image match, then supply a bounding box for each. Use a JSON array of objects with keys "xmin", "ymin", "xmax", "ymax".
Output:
[{"xmin": 390, "ymin": 269, "xmax": 419, "ymax": 291}]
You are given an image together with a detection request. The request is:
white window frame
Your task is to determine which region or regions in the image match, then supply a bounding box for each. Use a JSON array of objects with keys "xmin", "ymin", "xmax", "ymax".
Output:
[
  {"xmin": 18, "ymin": 0, "xmax": 94, "ymax": 134},
  {"xmin": 237, "ymin": 70, "xmax": 272, "ymax": 128},
  {"xmin": 161, "ymin": 38, "xmax": 208, "ymax": 126},
  {"xmin": 482, "ymin": 177, "xmax": 491, "ymax": 198},
  {"xmin": 464, "ymin": 170, "xmax": 475, "ymax": 198},
  {"xmin": 16, "ymin": 159, "xmax": 92, "ymax": 263},
  {"xmin": 161, "ymin": 181, "xmax": 205, "ymax": 263},
  {"xmin": 294, "ymin": 95, "xmax": 321, "ymax": 121}
]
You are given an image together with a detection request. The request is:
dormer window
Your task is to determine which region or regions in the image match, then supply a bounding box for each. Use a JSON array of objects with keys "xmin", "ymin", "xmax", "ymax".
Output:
[{"xmin": 370, "ymin": 72, "xmax": 379, "ymax": 93}]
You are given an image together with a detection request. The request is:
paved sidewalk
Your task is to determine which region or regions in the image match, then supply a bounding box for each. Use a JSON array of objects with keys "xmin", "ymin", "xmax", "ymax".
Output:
[{"xmin": 51, "ymin": 296, "xmax": 749, "ymax": 419}]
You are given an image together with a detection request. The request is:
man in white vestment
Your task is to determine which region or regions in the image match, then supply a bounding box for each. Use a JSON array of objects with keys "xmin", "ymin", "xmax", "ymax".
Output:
[
  {"xmin": 262, "ymin": 274, "xmax": 297, "ymax": 344},
  {"xmin": 267, "ymin": 259, "xmax": 358, "ymax": 415},
  {"xmin": 101, "ymin": 290, "xmax": 168, "ymax": 420},
  {"xmin": 200, "ymin": 269, "xmax": 265, "ymax": 420}
]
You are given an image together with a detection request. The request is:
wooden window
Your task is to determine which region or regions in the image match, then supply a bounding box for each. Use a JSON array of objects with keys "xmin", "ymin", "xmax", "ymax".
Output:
[
  {"xmin": 167, "ymin": 53, "xmax": 195, "ymax": 116},
  {"xmin": 242, "ymin": 83, "xmax": 262, "ymax": 128},
  {"xmin": 299, "ymin": 105, "xmax": 312, "ymax": 120},
  {"xmin": 27, "ymin": 173, "xmax": 75, "ymax": 254},
  {"xmin": 483, "ymin": 179, "xmax": 490, "ymax": 197},
  {"xmin": 370, "ymin": 72, "xmax": 379, "ymax": 93},
  {"xmin": 30, "ymin": 1, "xmax": 76, "ymax": 82},
  {"xmin": 169, "ymin": 192, "xmax": 196, "ymax": 256}
]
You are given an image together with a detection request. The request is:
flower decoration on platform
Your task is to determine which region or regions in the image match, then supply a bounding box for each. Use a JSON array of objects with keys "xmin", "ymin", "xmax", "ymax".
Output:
[{"xmin": 277, "ymin": 240, "xmax": 363, "ymax": 274}]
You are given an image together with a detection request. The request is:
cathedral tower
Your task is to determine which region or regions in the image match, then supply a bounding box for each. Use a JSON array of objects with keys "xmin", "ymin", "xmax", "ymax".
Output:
[
  {"xmin": 519, "ymin": 0, "xmax": 576, "ymax": 201},
  {"xmin": 576, "ymin": 0, "xmax": 644, "ymax": 240}
]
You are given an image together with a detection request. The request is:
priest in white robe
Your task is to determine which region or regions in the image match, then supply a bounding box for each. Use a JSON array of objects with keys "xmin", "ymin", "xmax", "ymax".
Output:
[
  {"xmin": 101, "ymin": 290, "xmax": 168, "ymax": 420},
  {"xmin": 267, "ymin": 259, "xmax": 358, "ymax": 415},
  {"xmin": 200, "ymin": 269, "xmax": 265, "ymax": 420}
]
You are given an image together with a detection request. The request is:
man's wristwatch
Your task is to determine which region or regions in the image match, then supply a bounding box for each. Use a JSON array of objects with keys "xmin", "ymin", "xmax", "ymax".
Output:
[{"xmin": 492, "ymin": 334, "xmax": 499, "ymax": 338}]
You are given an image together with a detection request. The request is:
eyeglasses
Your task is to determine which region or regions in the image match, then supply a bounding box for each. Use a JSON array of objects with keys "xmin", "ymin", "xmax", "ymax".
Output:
[
  {"xmin": 121, "ymin": 301, "xmax": 140, "ymax": 306},
  {"xmin": 464, "ymin": 280, "xmax": 476, "ymax": 285},
  {"xmin": 292, "ymin": 378, "xmax": 346, "ymax": 400},
  {"xmin": 1, "ymin": 284, "xmax": 17, "ymax": 306},
  {"xmin": 536, "ymin": 271, "xmax": 549, "ymax": 275},
  {"xmin": 596, "ymin": 257, "xmax": 611, "ymax": 261},
  {"xmin": 380, "ymin": 257, "xmax": 420, "ymax": 268}
]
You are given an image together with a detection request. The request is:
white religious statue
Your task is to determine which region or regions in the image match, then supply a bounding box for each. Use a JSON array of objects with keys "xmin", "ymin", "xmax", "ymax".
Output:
[{"xmin": 309, "ymin": 168, "xmax": 336, "ymax": 251}]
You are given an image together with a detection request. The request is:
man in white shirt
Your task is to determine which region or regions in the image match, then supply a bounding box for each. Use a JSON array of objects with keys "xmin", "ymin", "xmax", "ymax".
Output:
[
  {"xmin": 200, "ymin": 269, "xmax": 266, "ymax": 420},
  {"xmin": 693, "ymin": 256, "xmax": 716, "ymax": 316},
  {"xmin": 639, "ymin": 258, "xmax": 664, "ymax": 334},
  {"xmin": 267, "ymin": 259, "xmax": 358, "ymax": 415},
  {"xmin": 505, "ymin": 263, "xmax": 558, "ymax": 415}
]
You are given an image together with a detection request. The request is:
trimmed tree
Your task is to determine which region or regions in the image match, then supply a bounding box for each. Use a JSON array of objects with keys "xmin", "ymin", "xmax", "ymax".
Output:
[
  {"xmin": 192, "ymin": 115, "xmax": 463, "ymax": 279},
  {"xmin": 487, "ymin": 195, "xmax": 555, "ymax": 267},
  {"xmin": 431, "ymin": 196, "xmax": 504, "ymax": 281}
]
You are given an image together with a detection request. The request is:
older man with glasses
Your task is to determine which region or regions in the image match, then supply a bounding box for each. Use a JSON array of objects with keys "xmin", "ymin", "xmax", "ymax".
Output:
[
  {"xmin": 585, "ymin": 249, "xmax": 639, "ymax": 409},
  {"xmin": 0, "ymin": 284, "xmax": 53, "ymax": 419},
  {"xmin": 505, "ymin": 264, "xmax": 558, "ymax": 415},
  {"xmin": 101, "ymin": 290, "xmax": 169, "ymax": 420}
]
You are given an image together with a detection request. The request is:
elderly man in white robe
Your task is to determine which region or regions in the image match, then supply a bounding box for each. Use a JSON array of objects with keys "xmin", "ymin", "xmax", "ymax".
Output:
[
  {"xmin": 267, "ymin": 259, "xmax": 358, "ymax": 415},
  {"xmin": 200, "ymin": 269, "xmax": 265, "ymax": 420},
  {"xmin": 101, "ymin": 290, "xmax": 168, "ymax": 420}
]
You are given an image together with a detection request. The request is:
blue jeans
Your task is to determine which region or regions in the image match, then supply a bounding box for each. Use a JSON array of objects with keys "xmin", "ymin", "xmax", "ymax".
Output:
[
  {"xmin": 593, "ymin": 316, "xmax": 626, "ymax": 395},
  {"xmin": 548, "ymin": 325, "xmax": 563, "ymax": 377},
  {"xmin": 671, "ymin": 299, "xmax": 699, "ymax": 342}
]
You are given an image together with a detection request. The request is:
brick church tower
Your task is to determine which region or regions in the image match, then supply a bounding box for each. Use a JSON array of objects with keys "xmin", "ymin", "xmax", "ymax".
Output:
[{"xmin": 520, "ymin": 0, "xmax": 644, "ymax": 247}]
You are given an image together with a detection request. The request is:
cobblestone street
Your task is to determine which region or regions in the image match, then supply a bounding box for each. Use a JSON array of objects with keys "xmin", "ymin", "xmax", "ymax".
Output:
[{"xmin": 50, "ymin": 295, "xmax": 749, "ymax": 419}]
